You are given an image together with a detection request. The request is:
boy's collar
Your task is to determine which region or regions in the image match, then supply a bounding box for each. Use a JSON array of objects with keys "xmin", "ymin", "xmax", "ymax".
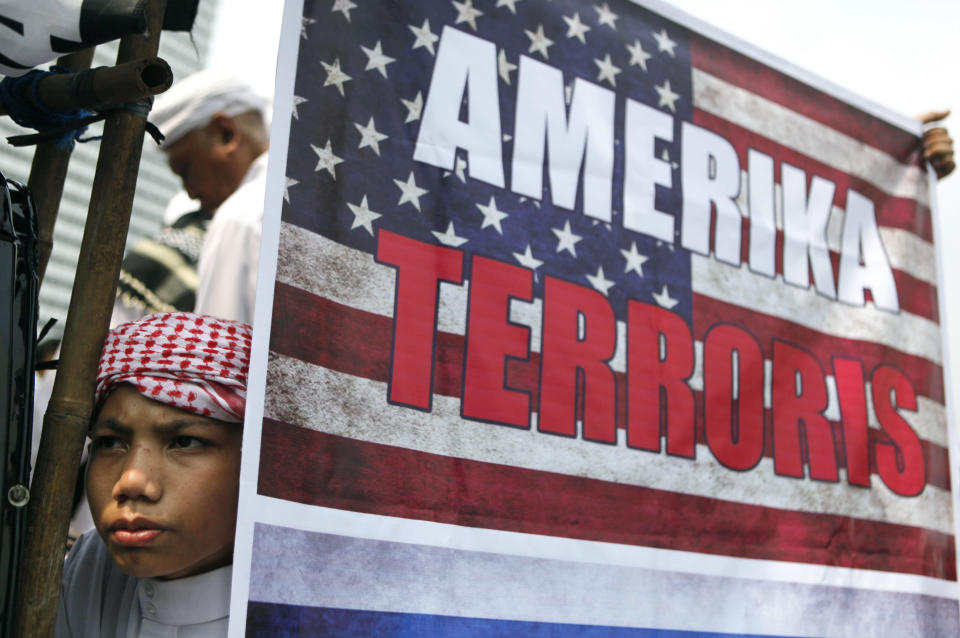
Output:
[{"xmin": 137, "ymin": 562, "xmax": 232, "ymax": 626}]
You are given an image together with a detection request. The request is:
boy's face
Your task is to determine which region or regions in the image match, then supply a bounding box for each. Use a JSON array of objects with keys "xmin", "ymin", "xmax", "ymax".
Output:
[{"xmin": 87, "ymin": 385, "xmax": 243, "ymax": 580}]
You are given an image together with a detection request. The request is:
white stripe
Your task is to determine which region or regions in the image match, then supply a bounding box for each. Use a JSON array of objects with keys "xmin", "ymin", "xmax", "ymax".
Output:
[
  {"xmin": 265, "ymin": 354, "xmax": 953, "ymax": 535},
  {"xmin": 879, "ymin": 228, "xmax": 937, "ymax": 285},
  {"xmin": 693, "ymin": 69, "xmax": 928, "ymax": 206},
  {"xmin": 247, "ymin": 524, "xmax": 958, "ymax": 637},
  {"xmin": 691, "ymin": 254, "xmax": 942, "ymax": 364}
]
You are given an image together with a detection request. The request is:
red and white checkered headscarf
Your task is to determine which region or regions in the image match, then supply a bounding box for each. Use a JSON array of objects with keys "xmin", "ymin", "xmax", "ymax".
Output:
[{"xmin": 95, "ymin": 312, "xmax": 252, "ymax": 423}]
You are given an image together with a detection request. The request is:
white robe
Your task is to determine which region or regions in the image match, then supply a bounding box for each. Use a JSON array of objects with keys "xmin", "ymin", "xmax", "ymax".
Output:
[
  {"xmin": 194, "ymin": 152, "xmax": 269, "ymax": 324},
  {"xmin": 56, "ymin": 529, "xmax": 231, "ymax": 637}
]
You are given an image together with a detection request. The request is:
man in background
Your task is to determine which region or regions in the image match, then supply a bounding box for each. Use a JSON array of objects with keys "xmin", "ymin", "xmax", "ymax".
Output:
[{"xmin": 150, "ymin": 70, "xmax": 270, "ymax": 324}]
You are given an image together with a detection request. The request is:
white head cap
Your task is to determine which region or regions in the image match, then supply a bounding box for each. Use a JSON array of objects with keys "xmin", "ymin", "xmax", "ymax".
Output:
[{"xmin": 152, "ymin": 70, "xmax": 271, "ymax": 147}]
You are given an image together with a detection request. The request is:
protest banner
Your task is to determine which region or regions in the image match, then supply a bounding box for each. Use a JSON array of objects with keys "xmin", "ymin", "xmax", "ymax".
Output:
[{"xmin": 230, "ymin": 0, "xmax": 959, "ymax": 635}]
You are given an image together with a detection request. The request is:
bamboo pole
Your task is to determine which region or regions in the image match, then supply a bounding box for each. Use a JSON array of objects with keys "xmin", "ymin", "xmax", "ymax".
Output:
[
  {"xmin": 26, "ymin": 48, "xmax": 96, "ymax": 286},
  {"xmin": 13, "ymin": 1, "xmax": 168, "ymax": 635},
  {"xmin": 28, "ymin": 54, "xmax": 174, "ymax": 285},
  {"xmin": 0, "ymin": 57, "xmax": 173, "ymax": 117}
]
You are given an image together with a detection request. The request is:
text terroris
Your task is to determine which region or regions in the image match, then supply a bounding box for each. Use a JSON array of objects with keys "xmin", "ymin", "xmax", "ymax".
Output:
[{"xmin": 377, "ymin": 27, "xmax": 923, "ymax": 497}]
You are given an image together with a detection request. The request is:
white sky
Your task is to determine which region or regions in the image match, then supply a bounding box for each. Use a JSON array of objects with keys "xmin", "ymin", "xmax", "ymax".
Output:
[{"xmin": 207, "ymin": 0, "xmax": 960, "ymax": 423}]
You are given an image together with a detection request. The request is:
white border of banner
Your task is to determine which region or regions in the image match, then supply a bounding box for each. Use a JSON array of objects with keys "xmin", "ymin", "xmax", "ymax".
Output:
[
  {"xmin": 228, "ymin": 0, "xmax": 303, "ymax": 632},
  {"xmin": 928, "ymin": 161, "xmax": 960, "ymax": 618},
  {"xmin": 228, "ymin": 1, "xmax": 955, "ymax": 635}
]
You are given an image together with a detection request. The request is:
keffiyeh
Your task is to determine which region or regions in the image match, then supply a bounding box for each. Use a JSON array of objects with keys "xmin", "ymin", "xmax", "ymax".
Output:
[
  {"xmin": 115, "ymin": 210, "xmax": 210, "ymax": 316},
  {"xmin": 95, "ymin": 312, "xmax": 251, "ymax": 422}
]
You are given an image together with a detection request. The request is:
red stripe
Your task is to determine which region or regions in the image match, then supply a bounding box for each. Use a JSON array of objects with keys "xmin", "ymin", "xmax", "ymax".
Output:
[
  {"xmin": 889, "ymin": 269, "xmax": 940, "ymax": 323},
  {"xmin": 694, "ymin": 108, "xmax": 933, "ymax": 243},
  {"xmin": 922, "ymin": 439, "xmax": 951, "ymax": 494},
  {"xmin": 689, "ymin": 34, "xmax": 922, "ymax": 162},
  {"xmin": 258, "ymin": 417, "xmax": 956, "ymax": 581},
  {"xmin": 271, "ymin": 281, "xmax": 949, "ymax": 490}
]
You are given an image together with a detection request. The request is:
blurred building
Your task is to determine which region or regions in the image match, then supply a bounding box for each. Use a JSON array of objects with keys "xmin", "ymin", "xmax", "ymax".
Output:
[{"xmin": 0, "ymin": 0, "xmax": 222, "ymax": 329}]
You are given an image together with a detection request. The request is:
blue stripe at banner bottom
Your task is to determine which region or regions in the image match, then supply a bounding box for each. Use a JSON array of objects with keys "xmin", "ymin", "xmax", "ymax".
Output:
[{"xmin": 245, "ymin": 603, "xmax": 808, "ymax": 638}]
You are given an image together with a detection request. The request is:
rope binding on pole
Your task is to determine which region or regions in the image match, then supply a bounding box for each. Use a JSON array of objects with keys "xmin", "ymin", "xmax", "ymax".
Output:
[{"xmin": 0, "ymin": 66, "xmax": 164, "ymax": 149}]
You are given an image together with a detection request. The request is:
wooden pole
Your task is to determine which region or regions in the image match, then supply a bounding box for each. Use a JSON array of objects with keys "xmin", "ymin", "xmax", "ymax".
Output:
[
  {"xmin": 13, "ymin": 1, "xmax": 168, "ymax": 635},
  {"xmin": 27, "ymin": 48, "xmax": 96, "ymax": 287},
  {"xmin": 0, "ymin": 57, "xmax": 173, "ymax": 117},
  {"xmin": 28, "ymin": 54, "xmax": 174, "ymax": 286}
]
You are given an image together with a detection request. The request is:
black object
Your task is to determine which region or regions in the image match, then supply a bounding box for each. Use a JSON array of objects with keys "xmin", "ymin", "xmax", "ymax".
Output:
[
  {"xmin": 162, "ymin": 0, "xmax": 200, "ymax": 32},
  {"xmin": 0, "ymin": 175, "xmax": 39, "ymax": 638},
  {"xmin": 79, "ymin": 0, "xmax": 202, "ymax": 44},
  {"xmin": 68, "ymin": 0, "xmax": 200, "ymax": 53},
  {"xmin": 0, "ymin": 0, "xmax": 199, "ymax": 70}
]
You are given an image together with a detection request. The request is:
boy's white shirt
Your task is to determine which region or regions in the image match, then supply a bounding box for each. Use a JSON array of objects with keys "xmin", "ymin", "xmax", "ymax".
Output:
[{"xmin": 55, "ymin": 529, "xmax": 232, "ymax": 637}]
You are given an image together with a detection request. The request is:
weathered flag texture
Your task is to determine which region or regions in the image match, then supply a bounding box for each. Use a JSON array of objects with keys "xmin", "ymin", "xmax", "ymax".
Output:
[{"xmin": 254, "ymin": 0, "xmax": 954, "ymax": 634}]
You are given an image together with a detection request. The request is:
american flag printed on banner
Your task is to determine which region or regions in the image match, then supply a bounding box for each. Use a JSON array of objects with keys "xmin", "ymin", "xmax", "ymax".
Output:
[{"xmin": 246, "ymin": 0, "xmax": 957, "ymax": 635}]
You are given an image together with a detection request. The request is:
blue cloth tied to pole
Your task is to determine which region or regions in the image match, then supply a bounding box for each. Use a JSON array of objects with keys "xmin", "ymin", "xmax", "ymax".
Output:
[
  {"xmin": 0, "ymin": 65, "xmax": 164, "ymax": 149},
  {"xmin": 0, "ymin": 66, "xmax": 95, "ymax": 149}
]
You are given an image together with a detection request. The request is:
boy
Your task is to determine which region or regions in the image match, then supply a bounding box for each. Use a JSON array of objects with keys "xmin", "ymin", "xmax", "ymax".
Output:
[{"xmin": 56, "ymin": 312, "xmax": 251, "ymax": 637}]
